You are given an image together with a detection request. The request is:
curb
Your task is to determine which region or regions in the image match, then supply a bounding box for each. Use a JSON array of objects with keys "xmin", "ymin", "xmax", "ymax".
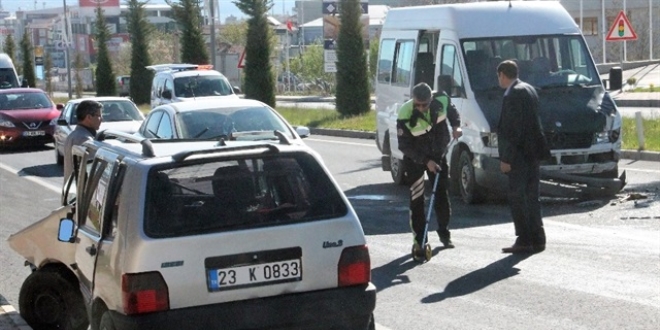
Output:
[
  {"xmin": 614, "ymin": 98, "xmax": 660, "ymax": 108},
  {"xmin": 309, "ymin": 129, "xmax": 660, "ymax": 162}
]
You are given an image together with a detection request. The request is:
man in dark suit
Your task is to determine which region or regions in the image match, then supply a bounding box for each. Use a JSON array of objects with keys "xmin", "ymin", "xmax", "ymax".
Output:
[{"xmin": 496, "ymin": 60, "xmax": 550, "ymax": 254}]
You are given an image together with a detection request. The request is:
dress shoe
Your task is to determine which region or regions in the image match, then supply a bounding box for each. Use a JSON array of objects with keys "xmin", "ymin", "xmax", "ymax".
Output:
[{"xmin": 502, "ymin": 244, "xmax": 533, "ymax": 254}]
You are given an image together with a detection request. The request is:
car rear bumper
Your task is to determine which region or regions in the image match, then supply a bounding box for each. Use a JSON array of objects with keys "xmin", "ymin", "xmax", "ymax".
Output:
[{"xmin": 107, "ymin": 283, "xmax": 376, "ymax": 330}]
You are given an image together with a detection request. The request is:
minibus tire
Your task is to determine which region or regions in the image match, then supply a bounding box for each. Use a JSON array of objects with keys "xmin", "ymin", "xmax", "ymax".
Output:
[{"xmin": 458, "ymin": 150, "xmax": 484, "ymax": 204}]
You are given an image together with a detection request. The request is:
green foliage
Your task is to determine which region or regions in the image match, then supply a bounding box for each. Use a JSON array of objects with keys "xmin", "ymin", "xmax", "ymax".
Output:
[
  {"xmin": 74, "ymin": 52, "xmax": 84, "ymax": 98},
  {"xmin": 335, "ymin": 0, "xmax": 370, "ymax": 117},
  {"xmin": 289, "ymin": 43, "xmax": 335, "ymax": 95},
  {"xmin": 20, "ymin": 32, "xmax": 36, "ymax": 88},
  {"xmin": 168, "ymin": 0, "xmax": 210, "ymax": 64},
  {"xmin": 44, "ymin": 51, "xmax": 53, "ymax": 96},
  {"xmin": 94, "ymin": 5, "xmax": 117, "ymax": 96},
  {"xmin": 277, "ymin": 106, "xmax": 376, "ymax": 132},
  {"xmin": 219, "ymin": 21, "xmax": 248, "ymax": 46},
  {"xmin": 3, "ymin": 34, "xmax": 16, "ymax": 64},
  {"xmin": 234, "ymin": 0, "xmax": 276, "ymax": 107},
  {"xmin": 368, "ymin": 38, "xmax": 379, "ymax": 87},
  {"xmin": 126, "ymin": 0, "xmax": 154, "ymax": 105},
  {"xmin": 622, "ymin": 117, "xmax": 660, "ymax": 151}
]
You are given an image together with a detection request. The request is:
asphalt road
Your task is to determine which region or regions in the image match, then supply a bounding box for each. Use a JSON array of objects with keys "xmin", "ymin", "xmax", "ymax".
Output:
[{"xmin": 1, "ymin": 136, "xmax": 659, "ymax": 330}]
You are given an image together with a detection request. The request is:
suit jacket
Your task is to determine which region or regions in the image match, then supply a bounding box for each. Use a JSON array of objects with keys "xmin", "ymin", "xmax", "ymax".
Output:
[
  {"xmin": 63, "ymin": 125, "xmax": 96, "ymax": 183},
  {"xmin": 497, "ymin": 80, "xmax": 550, "ymax": 165}
]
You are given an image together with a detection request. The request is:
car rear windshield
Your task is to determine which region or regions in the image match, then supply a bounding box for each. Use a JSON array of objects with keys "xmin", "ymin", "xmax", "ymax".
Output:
[
  {"xmin": 144, "ymin": 153, "xmax": 348, "ymax": 238},
  {"xmin": 178, "ymin": 106, "xmax": 292, "ymax": 140},
  {"xmin": 174, "ymin": 75, "xmax": 233, "ymax": 98}
]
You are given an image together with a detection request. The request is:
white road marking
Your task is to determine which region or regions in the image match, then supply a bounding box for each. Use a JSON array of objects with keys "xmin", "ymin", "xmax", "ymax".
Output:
[{"xmin": 307, "ymin": 138, "xmax": 376, "ymax": 147}]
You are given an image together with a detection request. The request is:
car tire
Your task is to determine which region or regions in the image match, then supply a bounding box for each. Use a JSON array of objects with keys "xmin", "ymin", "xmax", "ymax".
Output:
[
  {"xmin": 458, "ymin": 150, "xmax": 484, "ymax": 204},
  {"xmin": 55, "ymin": 148, "xmax": 64, "ymax": 166},
  {"xmin": 19, "ymin": 270, "xmax": 89, "ymax": 330},
  {"xmin": 99, "ymin": 311, "xmax": 117, "ymax": 330}
]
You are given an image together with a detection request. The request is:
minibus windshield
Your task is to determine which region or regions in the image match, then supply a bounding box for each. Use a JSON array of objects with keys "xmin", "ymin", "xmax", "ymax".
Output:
[{"xmin": 462, "ymin": 35, "xmax": 601, "ymax": 91}]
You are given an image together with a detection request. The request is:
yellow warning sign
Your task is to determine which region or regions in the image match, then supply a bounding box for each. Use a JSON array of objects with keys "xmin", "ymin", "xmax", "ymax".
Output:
[{"xmin": 606, "ymin": 11, "xmax": 637, "ymax": 41}]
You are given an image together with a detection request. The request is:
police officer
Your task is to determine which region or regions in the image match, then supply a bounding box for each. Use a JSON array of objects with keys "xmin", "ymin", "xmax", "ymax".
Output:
[{"xmin": 397, "ymin": 82, "xmax": 462, "ymax": 256}]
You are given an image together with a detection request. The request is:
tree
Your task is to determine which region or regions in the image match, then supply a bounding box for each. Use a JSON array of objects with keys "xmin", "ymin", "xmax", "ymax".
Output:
[
  {"xmin": 234, "ymin": 0, "xmax": 276, "ymax": 107},
  {"xmin": 112, "ymin": 30, "xmax": 178, "ymax": 77},
  {"xmin": 44, "ymin": 51, "xmax": 53, "ymax": 96},
  {"xmin": 74, "ymin": 51, "xmax": 84, "ymax": 98},
  {"xmin": 219, "ymin": 21, "xmax": 248, "ymax": 47},
  {"xmin": 168, "ymin": 0, "xmax": 209, "ymax": 64},
  {"xmin": 94, "ymin": 4, "xmax": 117, "ymax": 96},
  {"xmin": 335, "ymin": 0, "xmax": 370, "ymax": 117},
  {"xmin": 289, "ymin": 42, "xmax": 335, "ymax": 95},
  {"xmin": 3, "ymin": 34, "xmax": 17, "ymax": 65},
  {"xmin": 20, "ymin": 31, "xmax": 36, "ymax": 88},
  {"xmin": 125, "ymin": 0, "xmax": 154, "ymax": 105},
  {"xmin": 368, "ymin": 37, "xmax": 379, "ymax": 90}
]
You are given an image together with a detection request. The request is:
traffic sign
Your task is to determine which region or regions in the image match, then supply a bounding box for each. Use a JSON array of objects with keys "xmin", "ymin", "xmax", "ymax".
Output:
[
  {"xmin": 237, "ymin": 49, "xmax": 246, "ymax": 69},
  {"xmin": 606, "ymin": 11, "xmax": 637, "ymax": 41}
]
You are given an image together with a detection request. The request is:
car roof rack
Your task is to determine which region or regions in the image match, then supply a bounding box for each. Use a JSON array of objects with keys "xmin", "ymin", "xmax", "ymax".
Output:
[
  {"xmin": 97, "ymin": 129, "xmax": 155, "ymax": 158},
  {"xmin": 145, "ymin": 63, "xmax": 214, "ymax": 73},
  {"xmin": 226, "ymin": 130, "xmax": 293, "ymax": 145}
]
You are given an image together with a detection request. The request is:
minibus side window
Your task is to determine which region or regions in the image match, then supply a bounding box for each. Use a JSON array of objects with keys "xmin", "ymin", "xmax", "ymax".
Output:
[
  {"xmin": 394, "ymin": 40, "xmax": 415, "ymax": 86},
  {"xmin": 378, "ymin": 39, "xmax": 396, "ymax": 83},
  {"xmin": 440, "ymin": 44, "xmax": 464, "ymax": 98}
]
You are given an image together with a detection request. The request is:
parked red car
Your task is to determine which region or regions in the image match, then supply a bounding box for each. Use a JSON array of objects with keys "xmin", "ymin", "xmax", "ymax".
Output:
[{"xmin": 0, "ymin": 88, "xmax": 63, "ymax": 147}]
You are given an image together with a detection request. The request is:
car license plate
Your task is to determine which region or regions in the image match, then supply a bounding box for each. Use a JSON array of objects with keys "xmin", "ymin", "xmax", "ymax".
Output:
[
  {"xmin": 23, "ymin": 130, "xmax": 45, "ymax": 137},
  {"xmin": 207, "ymin": 259, "xmax": 302, "ymax": 291}
]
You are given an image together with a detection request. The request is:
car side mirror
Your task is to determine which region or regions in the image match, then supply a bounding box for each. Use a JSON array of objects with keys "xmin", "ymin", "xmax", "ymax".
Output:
[
  {"xmin": 57, "ymin": 218, "xmax": 75, "ymax": 243},
  {"xmin": 233, "ymin": 86, "xmax": 242, "ymax": 94},
  {"xmin": 295, "ymin": 126, "xmax": 310, "ymax": 138},
  {"xmin": 162, "ymin": 89, "xmax": 172, "ymax": 99},
  {"xmin": 56, "ymin": 103, "xmax": 65, "ymax": 110},
  {"xmin": 21, "ymin": 79, "xmax": 29, "ymax": 88}
]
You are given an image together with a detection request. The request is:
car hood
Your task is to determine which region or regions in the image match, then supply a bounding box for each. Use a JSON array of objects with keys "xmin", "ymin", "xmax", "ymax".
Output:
[
  {"xmin": 7, "ymin": 204, "xmax": 76, "ymax": 268},
  {"xmin": 177, "ymin": 94, "xmax": 240, "ymax": 101},
  {"xmin": 0, "ymin": 108, "xmax": 60, "ymax": 121}
]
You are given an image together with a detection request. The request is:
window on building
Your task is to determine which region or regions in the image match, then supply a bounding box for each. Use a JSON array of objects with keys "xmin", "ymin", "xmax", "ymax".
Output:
[{"xmin": 575, "ymin": 17, "xmax": 599, "ymax": 36}]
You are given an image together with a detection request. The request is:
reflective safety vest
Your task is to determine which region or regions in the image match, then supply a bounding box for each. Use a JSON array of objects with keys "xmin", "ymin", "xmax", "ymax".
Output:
[{"xmin": 398, "ymin": 94, "xmax": 449, "ymax": 137}]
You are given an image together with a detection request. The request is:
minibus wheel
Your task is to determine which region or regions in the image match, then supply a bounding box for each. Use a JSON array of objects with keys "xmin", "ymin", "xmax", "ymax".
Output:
[
  {"xmin": 458, "ymin": 150, "xmax": 484, "ymax": 204},
  {"xmin": 391, "ymin": 156, "xmax": 406, "ymax": 185}
]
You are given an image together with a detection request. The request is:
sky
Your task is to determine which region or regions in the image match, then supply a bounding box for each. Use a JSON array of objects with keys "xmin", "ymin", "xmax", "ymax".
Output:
[{"xmin": 1, "ymin": 0, "xmax": 298, "ymax": 21}]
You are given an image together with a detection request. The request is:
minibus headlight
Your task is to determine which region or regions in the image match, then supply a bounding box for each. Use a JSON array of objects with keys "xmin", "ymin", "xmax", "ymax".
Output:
[
  {"xmin": 595, "ymin": 128, "xmax": 620, "ymax": 144},
  {"xmin": 481, "ymin": 132, "xmax": 498, "ymax": 147}
]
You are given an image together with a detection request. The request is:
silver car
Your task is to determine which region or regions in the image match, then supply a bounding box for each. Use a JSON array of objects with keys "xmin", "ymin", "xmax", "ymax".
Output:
[
  {"xmin": 53, "ymin": 97, "xmax": 145, "ymax": 165},
  {"xmin": 8, "ymin": 131, "xmax": 376, "ymax": 330}
]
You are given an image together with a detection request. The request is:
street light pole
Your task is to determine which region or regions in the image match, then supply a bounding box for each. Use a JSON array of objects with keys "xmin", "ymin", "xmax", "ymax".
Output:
[
  {"xmin": 209, "ymin": 0, "xmax": 216, "ymax": 68},
  {"xmin": 63, "ymin": 0, "xmax": 72, "ymax": 99}
]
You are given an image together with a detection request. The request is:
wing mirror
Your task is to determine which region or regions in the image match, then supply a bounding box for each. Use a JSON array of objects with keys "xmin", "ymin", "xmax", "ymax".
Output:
[
  {"xmin": 162, "ymin": 89, "xmax": 172, "ymax": 99},
  {"xmin": 57, "ymin": 218, "xmax": 75, "ymax": 243}
]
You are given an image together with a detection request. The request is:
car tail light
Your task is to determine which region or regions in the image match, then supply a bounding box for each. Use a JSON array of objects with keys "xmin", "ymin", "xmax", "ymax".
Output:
[
  {"xmin": 122, "ymin": 272, "xmax": 169, "ymax": 315},
  {"xmin": 338, "ymin": 245, "xmax": 371, "ymax": 287}
]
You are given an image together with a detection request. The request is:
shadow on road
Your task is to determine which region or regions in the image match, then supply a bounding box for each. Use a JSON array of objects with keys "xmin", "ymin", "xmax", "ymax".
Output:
[{"xmin": 420, "ymin": 254, "xmax": 531, "ymax": 304}]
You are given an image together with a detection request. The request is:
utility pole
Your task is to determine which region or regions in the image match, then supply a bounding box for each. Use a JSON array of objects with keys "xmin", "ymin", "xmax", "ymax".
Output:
[
  {"xmin": 209, "ymin": 0, "xmax": 216, "ymax": 68},
  {"xmin": 63, "ymin": 0, "xmax": 72, "ymax": 99}
]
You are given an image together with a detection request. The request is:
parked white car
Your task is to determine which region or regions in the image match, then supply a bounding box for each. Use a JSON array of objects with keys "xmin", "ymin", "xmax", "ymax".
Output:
[{"xmin": 53, "ymin": 97, "xmax": 145, "ymax": 165}]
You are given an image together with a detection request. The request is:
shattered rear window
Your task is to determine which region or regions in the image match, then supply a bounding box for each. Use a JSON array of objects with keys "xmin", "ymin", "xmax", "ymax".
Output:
[{"xmin": 144, "ymin": 153, "xmax": 348, "ymax": 238}]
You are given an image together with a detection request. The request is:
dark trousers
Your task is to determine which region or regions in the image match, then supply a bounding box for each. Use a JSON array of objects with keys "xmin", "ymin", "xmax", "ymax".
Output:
[
  {"xmin": 406, "ymin": 158, "xmax": 451, "ymax": 246},
  {"xmin": 507, "ymin": 158, "xmax": 544, "ymax": 244}
]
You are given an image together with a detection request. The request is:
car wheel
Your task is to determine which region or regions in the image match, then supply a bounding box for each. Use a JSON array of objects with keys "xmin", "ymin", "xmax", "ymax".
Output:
[
  {"xmin": 99, "ymin": 311, "xmax": 117, "ymax": 330},
  {"xmin": 55, "ymin": 147, "xmax": 64, "ymax": 166},
  {"xmin": 390, "ymin": 156, "xmax": 406, "ymax": 185},
  {"xmin": 19, "ymin": 270, "xmax": 89, "ymax": 330},
  {"xmin": 458, "ymin": 150, "xmax": 484, "ymax": 204}
]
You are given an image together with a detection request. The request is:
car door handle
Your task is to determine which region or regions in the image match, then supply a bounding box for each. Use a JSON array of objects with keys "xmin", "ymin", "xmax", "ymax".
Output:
[{"xmin": 85, "ymin": 245, "xmax": 97, "ymax": 256}]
